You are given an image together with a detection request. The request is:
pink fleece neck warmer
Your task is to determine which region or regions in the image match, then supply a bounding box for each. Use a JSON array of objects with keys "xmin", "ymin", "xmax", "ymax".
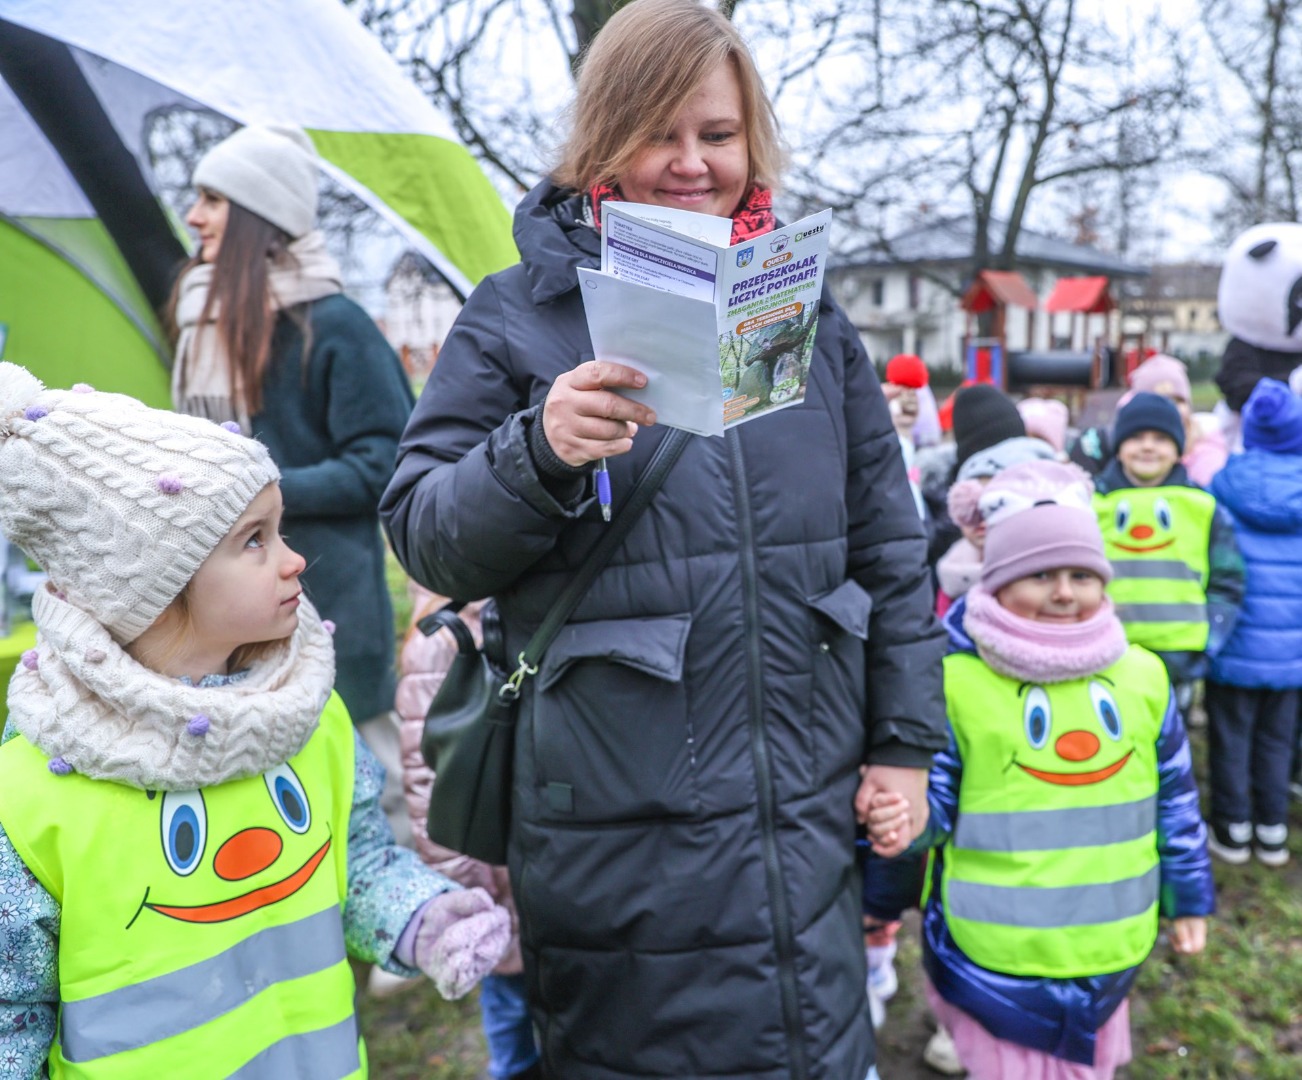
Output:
[{"xmin": 962, "ymin": 584, "xmax": 1129, "ymax": 683}]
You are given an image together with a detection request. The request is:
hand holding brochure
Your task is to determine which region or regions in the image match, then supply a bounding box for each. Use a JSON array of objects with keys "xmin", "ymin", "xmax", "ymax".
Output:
[{"xmin": 578, "ymin": 202, "xmax": 832, "ymax": 437}]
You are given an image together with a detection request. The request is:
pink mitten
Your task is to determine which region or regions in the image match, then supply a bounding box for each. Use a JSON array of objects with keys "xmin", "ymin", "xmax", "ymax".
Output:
[{"xmin": 414, "ymin": 887, "xmax": 511, "ymax": 1000}]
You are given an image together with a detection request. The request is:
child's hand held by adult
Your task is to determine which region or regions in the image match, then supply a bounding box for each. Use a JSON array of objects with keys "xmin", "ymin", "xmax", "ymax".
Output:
[
  {"xmin": 855, "ymin": 764, "xmax": 930, "ymax": 857},
  {"xmin": 414, "ymin": 886, "xmax": 512, "ymax": 1000},
  {"xmin": 542, "ymin": 359, "xmax": 656, "ymax": 466},
  {"xmin": 864, "ymin": 790, "xmax": 910, "ymax": 851}
]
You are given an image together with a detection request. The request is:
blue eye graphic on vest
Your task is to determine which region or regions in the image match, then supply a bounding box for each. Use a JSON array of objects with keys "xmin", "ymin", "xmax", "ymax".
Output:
[
  {"xmin": 160, "ymin": 791, "xmax": 207, "ymax": 876},
  {"xmin": 1103, "ymin": 493, "xmax": 1177, "ymax": 554},
  {"xmin": 134, "ymin": 760, "xmax": 330, "ymax": 926},
  {"xmin": 1013, "ymin": 680, "xmax": 1133, "ymax": 786},
  {"xmin": 1023, "ymin": 686, "xmax": 1051, "ymax": 749}
]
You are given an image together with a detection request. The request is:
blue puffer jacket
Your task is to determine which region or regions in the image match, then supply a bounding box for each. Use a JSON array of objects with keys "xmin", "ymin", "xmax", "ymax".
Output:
[{"xmin": 1210, "ymin": 449, "xmax": 1302, "ymax": 688}]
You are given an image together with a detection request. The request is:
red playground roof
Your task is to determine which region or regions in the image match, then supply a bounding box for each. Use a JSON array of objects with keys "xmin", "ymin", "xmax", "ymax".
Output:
[
  {"xmin": 1044, "ymin": 275, "xmax": 1114, "ymax": 314},
  {"xmin": 960, "ymin": 270, "xmax": 1039, "ymax": 313}
]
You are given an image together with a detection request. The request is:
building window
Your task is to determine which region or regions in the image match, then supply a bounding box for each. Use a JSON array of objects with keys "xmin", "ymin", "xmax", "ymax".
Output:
[
  {"xmin": 871, "ymin": 278, "xmax": 884, "ymax": 307},
  {"xmin": 908, "ymin": 274, "xmax": 920, "ymax": 310}
]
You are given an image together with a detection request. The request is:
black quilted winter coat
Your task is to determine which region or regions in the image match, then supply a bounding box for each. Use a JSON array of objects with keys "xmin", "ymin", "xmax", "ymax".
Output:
[{"xmin": 381, "ymin": 181, "xmax": 948, "ymax": 1080}]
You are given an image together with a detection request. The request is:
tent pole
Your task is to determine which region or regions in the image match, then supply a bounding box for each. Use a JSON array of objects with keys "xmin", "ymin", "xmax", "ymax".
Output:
[{"xmin": 0, "ymin": 18, "xmax": 186, "ymax": 318}]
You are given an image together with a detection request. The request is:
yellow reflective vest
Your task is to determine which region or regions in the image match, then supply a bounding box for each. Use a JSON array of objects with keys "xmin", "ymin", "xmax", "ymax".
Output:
[
  {"xmin": 941, "ymin": 647, "xmax": 1167, "ymax": 979},
  {"xmin": 0, "ymin": 693, "xmax": 362, "ymax": 1079},
  {"xmin": 1093, "ymin": 485, "xmax": 1215, "ymax": 653}
]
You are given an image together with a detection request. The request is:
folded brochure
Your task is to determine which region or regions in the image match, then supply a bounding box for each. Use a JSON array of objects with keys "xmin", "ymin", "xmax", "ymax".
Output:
[{"xmin": 577, "ymin": 202, "xmax": 832, "ymax": 437}]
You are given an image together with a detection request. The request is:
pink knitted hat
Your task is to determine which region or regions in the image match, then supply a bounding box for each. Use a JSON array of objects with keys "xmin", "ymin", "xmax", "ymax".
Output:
[
  {"xmin": 979, "ymin": 460, "xmax": 1112, "ymax": 592},
  {"xmin": 1126, "ymin": 353, "xmax": 1192, "ymax": 404},
  {"xmin": 1016, "ymin": 397, "xmax": 1069, "ymax": 452}
]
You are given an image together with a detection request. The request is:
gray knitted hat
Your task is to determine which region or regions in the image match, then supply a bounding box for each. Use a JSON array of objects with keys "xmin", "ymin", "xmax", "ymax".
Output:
[
  {"xmin": 0, "ymin": 363, "xmax": 280, "ymax": 644},
  {"xmin": 193, "ymin": 123, "xmax": 319, "ymax": 238}
]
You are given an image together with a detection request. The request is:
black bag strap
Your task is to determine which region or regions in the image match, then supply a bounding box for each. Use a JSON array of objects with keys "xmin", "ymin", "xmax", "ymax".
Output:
[
  {"xmin": 500, "ymin": 427, "xmax": 691, "ymax": 699},
  {"xmin": 416, "ymin": 604, "xmax": 477, "ymax": 654}
]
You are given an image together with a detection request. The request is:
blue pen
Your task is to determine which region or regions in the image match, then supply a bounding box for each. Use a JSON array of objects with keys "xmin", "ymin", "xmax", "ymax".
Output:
[{"xmin": 594, "ymin": 458, "xmax": 612, "ymax": 522}]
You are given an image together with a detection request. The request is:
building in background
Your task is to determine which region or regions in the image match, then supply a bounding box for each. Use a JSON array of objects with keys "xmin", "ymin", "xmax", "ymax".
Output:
[
  {"xmin": 828, "ymin": 217, "xmax": 1147, "ymax": 371},
  {"xmin": 1119, "ymin": 263, "xmax": 1227, "ymax": 372},
  {"xmin": 383, "ymin": 251, "xmax": 465, "ymax": 379}
]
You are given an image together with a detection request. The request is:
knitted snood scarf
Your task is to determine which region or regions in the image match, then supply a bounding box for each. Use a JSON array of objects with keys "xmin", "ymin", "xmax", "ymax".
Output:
[
  {"xmin": 962, "ymin": 584, "xmax": 1129, "ymax": 684},
  {"xmin": 8, "ymin": 585, "xmax": 336, "ymax": 791},
  {"xmin": 587, "ymin": 182, "xmax": 777, "ymax": 245}
]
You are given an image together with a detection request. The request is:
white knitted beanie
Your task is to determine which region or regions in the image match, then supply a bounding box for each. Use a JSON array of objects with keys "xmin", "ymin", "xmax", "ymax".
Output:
[
  {"xmin": 192, "ymin": 123, "xmax": 319, "ymax": 238},
  {"xmin": 0, "ymin": 363, "xmax": 280, "ymax": 644}
]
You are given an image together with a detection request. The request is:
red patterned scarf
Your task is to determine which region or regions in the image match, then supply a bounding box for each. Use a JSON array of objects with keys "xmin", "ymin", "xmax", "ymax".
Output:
[{"xmin": 587, "ymin": 181, "xmax": 775, "ymax": 245}]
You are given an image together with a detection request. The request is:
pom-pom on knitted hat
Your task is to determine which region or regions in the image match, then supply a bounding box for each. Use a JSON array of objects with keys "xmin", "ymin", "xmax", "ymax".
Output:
[
  {"xmin": 979, "ymin": 460, "xmax": 1112, "ymax": 593},
  {"xmin": 0, "ymin": 362, "xmax": 280, "ymax": 644},
  {"xmin": 1112, "ymin": 391, "xmax": 1186, "ymax": 454},
  {"xmin": 885, "ymin": 354, "xmax": 928, "ymax": 389},
  {"xmin": 1242, "ymin": 377, "xmax": 1302, "ymax": 454},
  {"xmin": 193, "ymin": 124, "xmax": 319, "ymax": 239},
  {"xmin": 952, "ymin": 384, "xmax": 1025, "ymax": 468}
]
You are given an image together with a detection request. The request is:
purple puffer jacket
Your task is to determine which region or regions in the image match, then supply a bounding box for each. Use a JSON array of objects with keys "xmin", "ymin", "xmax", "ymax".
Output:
[{"xmin": 396, "ymin": 586, "xmax": 522, "ymax": 974}]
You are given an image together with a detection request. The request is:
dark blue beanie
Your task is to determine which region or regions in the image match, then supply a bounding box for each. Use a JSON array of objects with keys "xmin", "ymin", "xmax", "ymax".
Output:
[
  {"xmin": 1112, "ymin": 392, "xmax": 1185, "ymax": 454},
  {"xmin": 1243, "ymin": 378, "xmax": 1302, "ymax": 454}
]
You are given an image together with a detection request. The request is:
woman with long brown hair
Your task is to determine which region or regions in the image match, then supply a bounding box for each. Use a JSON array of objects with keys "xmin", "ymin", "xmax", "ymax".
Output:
[
  {"xmin": 167, "ymin": 124, "xmax": 414, "ymax": 809},
  {"xmin": 382, "ymin": 2, "xmax": 948, "ymax": 1076}
]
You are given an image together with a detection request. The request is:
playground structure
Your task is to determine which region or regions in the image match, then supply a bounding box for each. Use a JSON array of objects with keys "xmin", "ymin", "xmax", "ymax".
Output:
[{"xmin": 959, "ymin": 270, "xmax": 1150, "ymax": 415}]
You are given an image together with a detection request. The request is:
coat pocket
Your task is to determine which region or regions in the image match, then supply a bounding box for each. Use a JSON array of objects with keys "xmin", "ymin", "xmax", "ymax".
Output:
[
  {"xmin": 806, "ymin": 580, "xmax": 873, "ymax": 780},
  {"xmin": 530, "ymin": 614, "xmax": 698, "ymax": 824}
]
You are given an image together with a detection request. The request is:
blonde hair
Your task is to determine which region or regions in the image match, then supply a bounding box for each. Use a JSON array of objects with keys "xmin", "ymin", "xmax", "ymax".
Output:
[{"xmin": 552, "ymin": 0, "xmax": 785, "ymax": 196}]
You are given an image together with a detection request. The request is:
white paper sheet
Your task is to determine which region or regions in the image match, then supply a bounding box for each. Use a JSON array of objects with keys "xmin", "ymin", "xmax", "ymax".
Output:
[{"xmin": 576, "ymin": 268, "xmax": 725, "ymax": 437}]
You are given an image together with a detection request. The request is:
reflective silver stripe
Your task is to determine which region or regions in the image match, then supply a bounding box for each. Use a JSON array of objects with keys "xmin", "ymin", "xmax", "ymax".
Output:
[
  {"xmin": 1111, "ymin": 560, "xmax": 1200, "ymax": 582},
  {"xmin": 954, "ymin": 796, "xmax": 1156, "ymax": 852},
  {"xmin": 61, "ymin": 906, "xmax": 346, "ymax": 1063},
  {"xmin": 1115, "ymin": 602, "xmax": 1207, "ymax": 623},
  {"xmin": 229, "ymin": 1014, "xmax": 361, "ymax": 1079},
  {"xmin": 948, "ymin": 865, "xmax": 1159, "ymax": 928}
]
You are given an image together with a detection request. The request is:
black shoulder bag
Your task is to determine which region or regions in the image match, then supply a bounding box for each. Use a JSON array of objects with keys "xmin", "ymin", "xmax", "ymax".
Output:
[{"xmin": 419, "ymin": 428, "xmax": 690, "ymax": 865}]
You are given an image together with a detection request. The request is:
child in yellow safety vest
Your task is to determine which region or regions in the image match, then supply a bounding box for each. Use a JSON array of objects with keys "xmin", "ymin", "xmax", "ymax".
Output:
[
  {"xmin": 864, "ymin": 460, "xmax": 1214, "ymax": 1080},
  {"xmin": 0, "ymin": 364, "xmax": 510, "ymax": 1079},
  {"xmin": 1092, "ymin": 392, "xmax": 1245, "ymax": 711}
]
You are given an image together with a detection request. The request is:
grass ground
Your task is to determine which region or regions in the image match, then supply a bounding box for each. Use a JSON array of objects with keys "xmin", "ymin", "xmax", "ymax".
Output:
[{"xmin": 360, "ymin": 671, "xmax": 1302, "ymax": 1078}]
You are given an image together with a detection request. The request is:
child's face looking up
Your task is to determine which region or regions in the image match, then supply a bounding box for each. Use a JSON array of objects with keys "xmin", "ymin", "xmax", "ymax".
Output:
[
  {"xmin": 145, "ymin": 484, "xmax": 306, "ymax": 679},
  {"xmin": 1117, "ymin": 430, "xmax": 1179, "ymax": 487},
  {"xmin": 996, "ymin": 568, "xmax": 1105, "ymax": 623}
]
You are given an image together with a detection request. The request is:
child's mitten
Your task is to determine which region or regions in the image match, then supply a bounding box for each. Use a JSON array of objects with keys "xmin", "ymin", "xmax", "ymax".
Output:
[{"xmin": 414, "ymin": 887, "xmax": 511, "ymax": 999}]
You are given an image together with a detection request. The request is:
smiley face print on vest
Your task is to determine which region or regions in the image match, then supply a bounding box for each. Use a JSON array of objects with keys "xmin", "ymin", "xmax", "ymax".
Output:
[
  {"xmin": 1012, "ymin": 678, "xmax": 1133, "ymax": 786},
  {"xmin": 1108, "ymin": 496, "xmax": 1175, "ymax": 554},
  {"xmin": 131, "ymin": 762, "xmax": 332, "ymax": 926}
]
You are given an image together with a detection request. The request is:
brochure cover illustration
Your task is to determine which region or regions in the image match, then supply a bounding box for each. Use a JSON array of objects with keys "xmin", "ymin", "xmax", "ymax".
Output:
[{"xmin": 578, "ymin": 202, "xmax": 832, "ymax": 437}]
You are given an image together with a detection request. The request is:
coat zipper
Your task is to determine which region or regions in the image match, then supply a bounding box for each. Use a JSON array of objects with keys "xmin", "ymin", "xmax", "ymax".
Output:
[{"xmin": 729, "ymin": 432, "xmax": 809, "ymax": 1080}]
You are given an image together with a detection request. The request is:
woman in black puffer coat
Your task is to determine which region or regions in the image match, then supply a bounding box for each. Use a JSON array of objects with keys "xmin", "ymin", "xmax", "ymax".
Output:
[{"xmin": 381, "ymin": 3, "xmax": 947, "ymax": 1076}]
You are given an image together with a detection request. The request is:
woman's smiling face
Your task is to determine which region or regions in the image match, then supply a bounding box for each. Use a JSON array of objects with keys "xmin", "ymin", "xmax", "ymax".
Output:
[{"xmin": 617, "ymin": 62, "xmax": 749, "ymax": 220}]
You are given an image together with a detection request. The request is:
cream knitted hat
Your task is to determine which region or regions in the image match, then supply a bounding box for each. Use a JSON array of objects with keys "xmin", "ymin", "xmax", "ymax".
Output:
[
  {"xmin": 0, "ymin": 363, "xmax": 280, "ymax": 644},
  {"xmin": 193, "ymin": 123, "xmax": 319, "ymax": 238}
]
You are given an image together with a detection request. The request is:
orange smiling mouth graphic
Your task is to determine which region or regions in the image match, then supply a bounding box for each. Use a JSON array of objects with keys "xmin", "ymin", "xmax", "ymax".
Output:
[
  {"xmin": 1110, "ymin": 538, "xmax": 1175, "ymax": 554},
  {"xmin": 146, "ymin": 839, "xmax": 331, "ymax": 924},
  {"xmin": 1016, "ymin": 751, "xmax": 1133, "ymax": 786}
]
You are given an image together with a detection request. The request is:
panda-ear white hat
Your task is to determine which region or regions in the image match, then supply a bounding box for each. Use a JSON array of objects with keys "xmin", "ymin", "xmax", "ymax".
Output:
[{"xmin": 193, "ymin": 124, "xmax": 319, "ymax": 239}]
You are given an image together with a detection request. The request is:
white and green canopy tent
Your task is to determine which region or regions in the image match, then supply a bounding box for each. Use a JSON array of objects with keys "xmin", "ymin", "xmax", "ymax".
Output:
[{"xmin": 0, "ymin": 0, "xmax": 516, "ymax": 407}]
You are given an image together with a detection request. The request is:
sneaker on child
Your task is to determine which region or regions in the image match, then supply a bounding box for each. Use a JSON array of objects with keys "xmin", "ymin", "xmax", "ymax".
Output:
[
  {"xmin": 923, "ymin": 1024, "xmax": 965, "ymax": 1076},
  {"xmin": 1207, "ymin": 820, "xmax": 1252, "ymax": 865},
  {"xmin": 1254, "ymin": 823, "xmax": 1290, "ymax": 867}
]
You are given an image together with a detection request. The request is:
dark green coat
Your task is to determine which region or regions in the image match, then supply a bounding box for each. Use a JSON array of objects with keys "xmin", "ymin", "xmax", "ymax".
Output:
[{"xmin": 254, "ymin": 293, "xmax": 414, "ymax": 722}]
